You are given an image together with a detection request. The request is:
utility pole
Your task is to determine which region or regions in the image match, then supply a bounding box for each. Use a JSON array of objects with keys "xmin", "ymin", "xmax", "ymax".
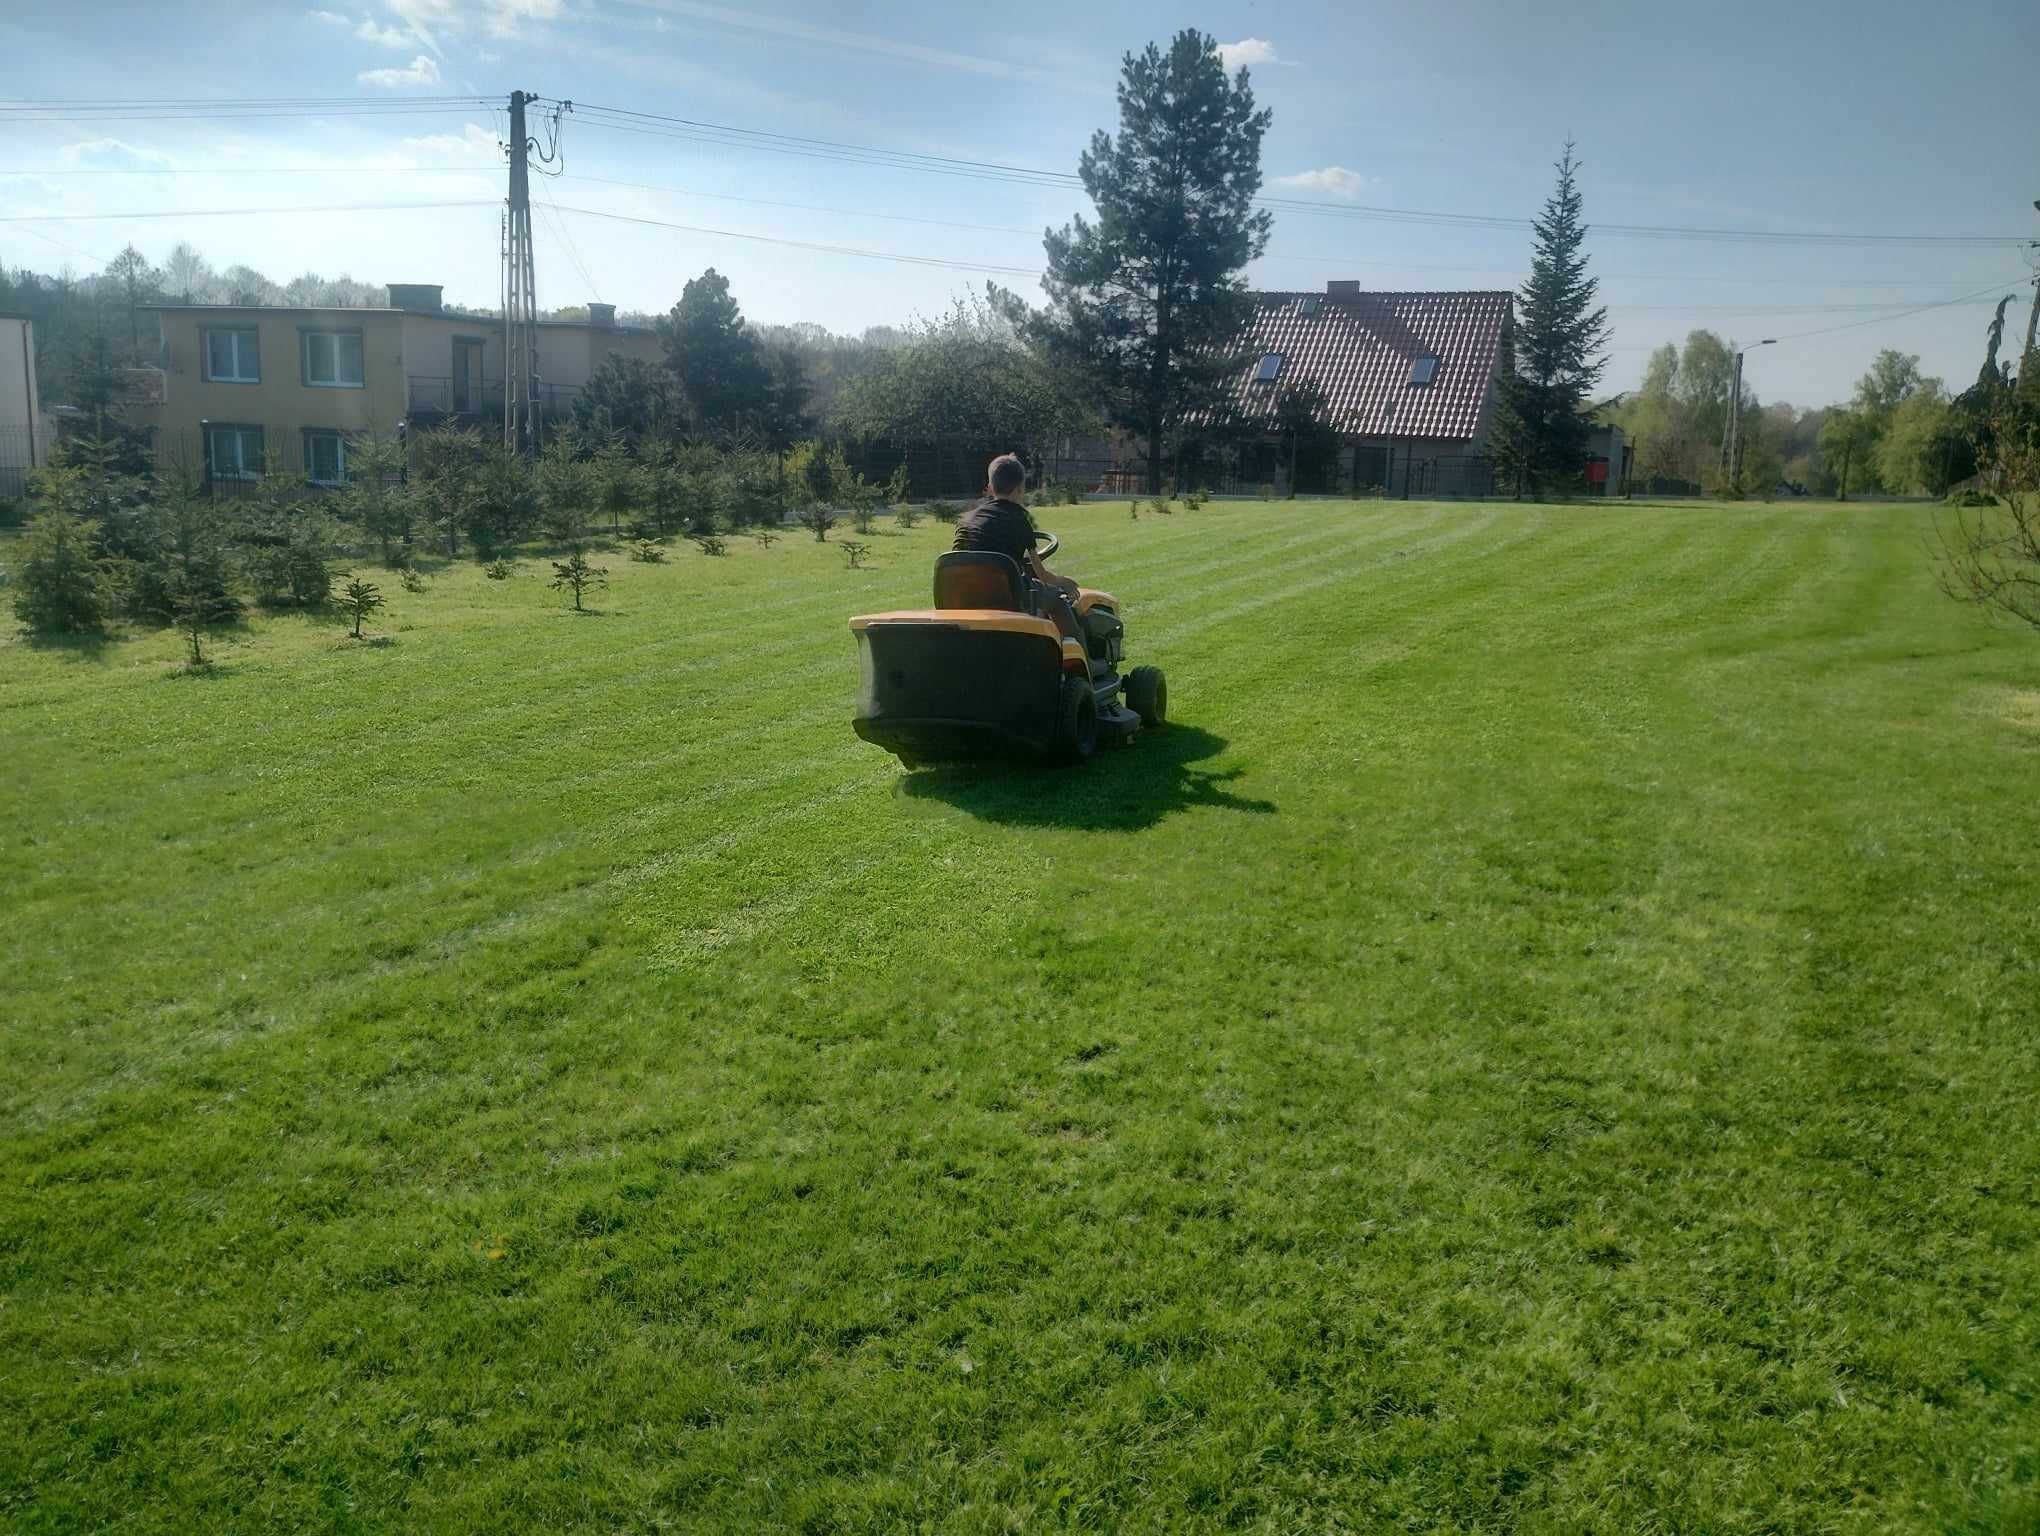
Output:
[
  {"xmin": 504, "ymin": 89, "xmax": 541, "ymax": 455},
  {"xmin": 1721, "ymin": 338, "xmax": 1775, "ymax": 486},
  {"xmin": 2023, "ymin": 201, "xmax": 2040, "ymax": 365}
]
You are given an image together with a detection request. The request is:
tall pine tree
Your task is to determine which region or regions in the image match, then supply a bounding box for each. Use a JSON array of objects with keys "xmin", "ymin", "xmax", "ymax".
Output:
[
  {"xmin": 1491, "ymin": 143, "xmax": 1608, "ymax": 496},
  {"xmin": 1034, "ymin": 30, "xmax": 1273, "ymax": 495}
]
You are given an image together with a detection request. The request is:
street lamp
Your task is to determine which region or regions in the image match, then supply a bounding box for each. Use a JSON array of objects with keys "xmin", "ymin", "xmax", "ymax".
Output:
[{"xmin": 1723, "ymin": 338, "xmax": 1775, "ymax": 485}]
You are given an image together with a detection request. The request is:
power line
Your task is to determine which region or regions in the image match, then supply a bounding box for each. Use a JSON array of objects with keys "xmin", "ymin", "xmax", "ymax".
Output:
[
  {"xmin": 0, "ymin": 200, "xmax": 498, "ymax": 224},
  {"xmin": 559, "ymin": 98, "xmax": 2032, "ymax": 250},
  {"xmin": 1763, "ymin": 280, "xmax": 2030, "ymax": 345},
  {"xmin": 7, "ymin": 161, "xmax": 2010, "ymax": 297},
  {"xmin": 547, "ymin": 203, "xmax": 1040, "ymax": 276},
  {"xmin": 8, "ymin": 92, "xmax": 2029, "ymax": 250},
  {"xmin": 0, "ymin": 96, "xmax": 494, "ymax": 125},
  {"xmin": 537, "ymin": 183, "xmax": 601, "ymax": 302}
]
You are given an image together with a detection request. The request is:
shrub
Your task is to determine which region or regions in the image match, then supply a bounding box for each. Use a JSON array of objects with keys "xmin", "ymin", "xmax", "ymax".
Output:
[
  {"xmin": 1129, "ymin": 501, "xmax": 1140, "ymax": 520},
  {"xmin": 883, "ymin": 461, "xmax": 911, "ymax": 508},
  {"xmin": 799, "ymin": 504, "xmax": 837, "ymax": 542},
  {"xmin": 927, "ymin": 500, "xmax": 963, "ymax": 524},
  {"xmin": 537, "ymin": 438, "xmax": 594, "ymax": 544},
  {"xmin": 1149, "ymin": 496, "xmax": 1173, "ymax": 516},
  {"xmin": 10, "ymin": 508, "xmax": 107, "ymax": 635},
  {"xmin": 336, "ymin": 574, "xmax": 386, "ymax": 639},
  {"xmin": 754, "ymin": 526, "xmax": 780, "ymax": 549},
  {"xmin": 592, "ymin": 437, "xmax": 643, "ymax": 535},
  {"xmin": 549, "ymin": 546, "xmax": 607, "ymax": 612},
  {"xmin": 339, "ymin": 435, "xmax": 414, "ymax": 562},
  {"xmin": 850, "ymin": 503, "xmax": 877, "ymax": 536},
  {"xmin": 484, "ymin": 558, "xmax": 514, "ymax": 580},
  {"xmin": 841, "ymin": 540, "xmax": 871, "ymax": 569},
  {"xmin": 247, "ymin": 518, "xmax": 333, "ymax": 609},
  {"xmin": 692, "ymin": 532, "xmax": 729, "ymax": 557},
  {"xmin": 399, "ymin": 568, "xmax": 429, "ymax": 594},
  {"xmin": 629, "ymin": 539, "xmax": 667, "ymax": 563},
  {"xmin": 894, "ymin": 501, "xmax": 923, "ymax": 529},
  {"xmin": 413, "ymin": 424, "xmax": 486, "ymax": 558}
]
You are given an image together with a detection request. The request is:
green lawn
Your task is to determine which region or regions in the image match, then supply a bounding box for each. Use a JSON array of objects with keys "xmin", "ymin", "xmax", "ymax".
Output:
[{"xmin": 3, "ymin": 498, "xmax": 2037, "ymax": 1533}]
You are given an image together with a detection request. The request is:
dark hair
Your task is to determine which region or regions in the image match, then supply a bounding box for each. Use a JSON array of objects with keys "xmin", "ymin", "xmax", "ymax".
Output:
[{"xmin": 987, "ymin": 453, "xmax": 1026, "ymax": 496}]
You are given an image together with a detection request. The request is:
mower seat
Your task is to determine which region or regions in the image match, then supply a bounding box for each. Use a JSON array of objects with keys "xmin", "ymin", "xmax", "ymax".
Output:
[{"xmin": 934, "ymin": 551, "xmax": 1030, "ymax": 613}]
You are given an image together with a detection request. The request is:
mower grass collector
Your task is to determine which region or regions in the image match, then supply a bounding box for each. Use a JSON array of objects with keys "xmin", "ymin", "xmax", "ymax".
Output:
[{"xmin": 849, "ymin": 530, "xmax": 1166, "ymax": 768}]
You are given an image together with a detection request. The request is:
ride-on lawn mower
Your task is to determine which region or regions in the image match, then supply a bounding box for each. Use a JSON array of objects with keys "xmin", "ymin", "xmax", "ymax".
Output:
[{"xmin": 850, "ymin": 530, "xmax": 1166, "ymax": 767}]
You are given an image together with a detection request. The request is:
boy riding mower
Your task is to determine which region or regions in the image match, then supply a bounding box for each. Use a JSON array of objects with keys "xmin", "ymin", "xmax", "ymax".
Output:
[{"xmin": 849, "ymin": 530, "xmax": 1167, "ymax": 768}]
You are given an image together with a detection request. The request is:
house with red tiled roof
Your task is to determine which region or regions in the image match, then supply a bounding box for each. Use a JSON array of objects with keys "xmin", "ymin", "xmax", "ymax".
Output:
[{"xmin": 1206, "ymin": 281, "xmax": 1514, "ymax": 496}]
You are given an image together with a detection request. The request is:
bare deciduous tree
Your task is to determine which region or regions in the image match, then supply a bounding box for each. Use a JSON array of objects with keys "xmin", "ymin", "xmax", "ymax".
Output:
[{"xmin": 1939, "ymin": 413, "xmax": 2040, "ymax": 631}]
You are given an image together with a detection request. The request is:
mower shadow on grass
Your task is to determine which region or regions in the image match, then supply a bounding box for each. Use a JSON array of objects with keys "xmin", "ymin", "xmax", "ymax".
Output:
[{"xmin": 897, "ymin": 724, "xmax": 1274, "ymax": 832}]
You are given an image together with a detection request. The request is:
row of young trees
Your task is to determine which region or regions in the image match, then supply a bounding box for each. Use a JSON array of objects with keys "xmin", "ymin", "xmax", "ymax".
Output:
[{"xmin": 6, "ymin": 419, "xmax": 923, "ymax": 647}]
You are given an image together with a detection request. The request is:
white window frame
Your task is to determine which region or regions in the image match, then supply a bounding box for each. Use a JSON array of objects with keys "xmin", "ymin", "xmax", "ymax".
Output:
[
  {"xmin": 204, "ymin": 328, "xmax": 260, "ymax": 384},
  {"xmin": 207, "ymin": 425, "xmax": 264, "ymax": 481},
  {"xmin": 304, "ymin": 429, "xmax": 348, "ymax": 487},
  {"xmin": 302, "ymin": 329, "xmax": 365, "ymax": 389}
]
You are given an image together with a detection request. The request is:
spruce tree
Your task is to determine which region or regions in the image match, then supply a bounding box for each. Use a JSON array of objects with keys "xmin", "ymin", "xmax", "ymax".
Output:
[{"xmin": 1491, "ymin": 143, "xmax": 1608, "ymax": 496}]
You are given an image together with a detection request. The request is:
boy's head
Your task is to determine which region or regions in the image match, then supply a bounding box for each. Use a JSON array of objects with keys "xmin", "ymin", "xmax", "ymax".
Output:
[{"xmin": 987, "ymin": 453, "xmax": 1026, "ymax": 499}]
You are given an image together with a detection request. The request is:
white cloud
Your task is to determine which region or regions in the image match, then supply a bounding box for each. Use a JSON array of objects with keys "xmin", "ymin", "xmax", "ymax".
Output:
[
  {"xmin": 358, "ymin": 53, "xmax": 443, "ymax": 86},
  {"xmin": 376, "ymin": 0, "xmax": 556, "ymax": 50},
  {"xmin": 484, "ymin": 0, "xmax": 560, "ymax": 37},
  {"xmin": 1272, "ymin": 165, "xmax": 1375, "ymax": 199},
  {"xmin": 309, "ymin": 7, "xmax": 350, "ymax": 22},
  {"xmin": 1216, "ymin": 37, "xmax": 1277, "ymax": 70},
  {"xmin": 60, "ymin": 137, "xmax": 177, "ymax": 172},
  {"xmin": 355, "ymin": 16, "xmax": 411, "ymax": 45},
  {"xmin": 612, "ymin": 0, "xmax": 1051, "ymax": 81},
  {"xmin": 400, "ymin": 122, "xmax": 502, "ymax": 164},
  {"xmin": 385, "ymin": 0, "xmax": 459, "ymax": 52}
]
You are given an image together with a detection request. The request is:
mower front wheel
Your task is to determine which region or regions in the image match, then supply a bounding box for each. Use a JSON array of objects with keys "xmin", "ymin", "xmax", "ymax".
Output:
[
  {"xmin": 1126, "ymin": 665, "xmax": 1167, "ymax": 729},
  {"xmin": 1057, "ymin": 675, "xmax": 1099, "ymax": 763}
]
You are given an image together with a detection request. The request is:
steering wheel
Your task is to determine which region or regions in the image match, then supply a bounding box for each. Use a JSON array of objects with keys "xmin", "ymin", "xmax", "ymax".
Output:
[{"xmin": 1033, "ymin": 529, "xmax": 1060, "ymax": 561}]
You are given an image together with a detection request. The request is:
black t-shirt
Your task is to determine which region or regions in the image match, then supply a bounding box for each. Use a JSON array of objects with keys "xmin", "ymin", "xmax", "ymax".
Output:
[{"xmin": 951, "ymin": 496, "xmax": 1036, "ymax": 569}]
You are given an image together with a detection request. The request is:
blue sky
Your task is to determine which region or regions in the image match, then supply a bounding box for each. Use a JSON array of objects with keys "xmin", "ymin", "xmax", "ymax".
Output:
[{"xmin": 4, "ymin": 0, "xmax": 2037, "ymax": 405}]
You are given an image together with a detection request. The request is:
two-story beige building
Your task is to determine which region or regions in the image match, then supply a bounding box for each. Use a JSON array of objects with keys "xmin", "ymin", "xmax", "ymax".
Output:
[{"xmin": 132, "ymin": 284, "xmax": 661, "ymax": 484}]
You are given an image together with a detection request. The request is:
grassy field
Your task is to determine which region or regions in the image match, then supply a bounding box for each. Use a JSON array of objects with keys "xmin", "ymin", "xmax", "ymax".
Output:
[{"xmin": 3, "ymin": 497, "xmax": 2037, "ymax": 1533}]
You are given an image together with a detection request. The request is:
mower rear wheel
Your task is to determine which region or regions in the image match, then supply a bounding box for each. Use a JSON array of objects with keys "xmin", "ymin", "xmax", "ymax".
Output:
[
  {"xmin": 1058, "ymin": 675, "xmax": 1099, "ymax": 763},
  {"xmin": 1126, "ymin": 665, "xmax": 1167, "ymax": 728}
]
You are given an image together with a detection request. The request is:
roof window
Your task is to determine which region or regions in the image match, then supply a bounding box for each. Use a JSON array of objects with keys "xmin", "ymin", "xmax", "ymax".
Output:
[
  {"xmin": 1408, "ymin": 354, "xmax": 1439, "ymax": 387},
  {"xmin": 1254, "ymin": 352, "xmax": 1284, "ymax": 384},
  {"xmin": 1296, "ymin": 296, "xmax": 1321, "ymax": 318}
]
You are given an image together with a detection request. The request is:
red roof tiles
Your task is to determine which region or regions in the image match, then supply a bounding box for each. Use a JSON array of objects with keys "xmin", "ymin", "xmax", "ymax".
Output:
[{"xmin": 1214, "ymin": 290, "xmax": 1513, "ymax": 442}]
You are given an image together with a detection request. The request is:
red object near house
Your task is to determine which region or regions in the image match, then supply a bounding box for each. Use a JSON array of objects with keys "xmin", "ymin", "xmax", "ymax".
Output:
[{"xmin": 1585, "ymin": 458, "xmax": 1609, "ymax": 484}]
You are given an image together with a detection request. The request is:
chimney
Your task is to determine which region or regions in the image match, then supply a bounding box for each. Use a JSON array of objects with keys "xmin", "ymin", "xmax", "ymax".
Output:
[
  {"xmin": 386, "ymin": 283, "xmax": 445, "ymax": 315},
  {"xmin": 1327, "ymin": 280, "xmax": 1361, "ymax": 299},
  {"xmin": 588, "ymin": 303, "xmax": 616, "ymax": 330}
]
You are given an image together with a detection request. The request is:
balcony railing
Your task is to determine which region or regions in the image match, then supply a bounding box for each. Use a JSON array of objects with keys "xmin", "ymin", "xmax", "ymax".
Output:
[{"xmin": 406, "ymin": 377, "xmax": 581, "ymax": 418}]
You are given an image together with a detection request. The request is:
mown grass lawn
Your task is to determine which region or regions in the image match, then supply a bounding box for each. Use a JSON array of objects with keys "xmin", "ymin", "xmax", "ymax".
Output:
[{"xmin": 2, "ymin": 497, "xmax": 2036, "ymax": 1533}]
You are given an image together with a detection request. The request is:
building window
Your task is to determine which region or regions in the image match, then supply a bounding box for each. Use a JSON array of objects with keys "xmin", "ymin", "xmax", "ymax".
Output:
[
  {"xmin": 204, "ymin": 328, "xmax": 260, "ymax": 384},
  {"xmin": 1408, "ymin": 354, "xmax": 1439, "ymax": 387},
  {"xmin": 302, "ymin": 330, "xmax": 365, "ymax": 388},
  {"xmin": 1254, "ymin": 352, "xmax": 1284, "ymax": 384},
  {"xmin": 207, "ymin": 424, "xmax": 264, "ymax": 480},
  {"xmin": 303, "ymin": 429, "xmax": 348, "ymax": 486},
  {"xmin": 1296, "ymin": 296, "xmax": 1321, "ymax": 318}
]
